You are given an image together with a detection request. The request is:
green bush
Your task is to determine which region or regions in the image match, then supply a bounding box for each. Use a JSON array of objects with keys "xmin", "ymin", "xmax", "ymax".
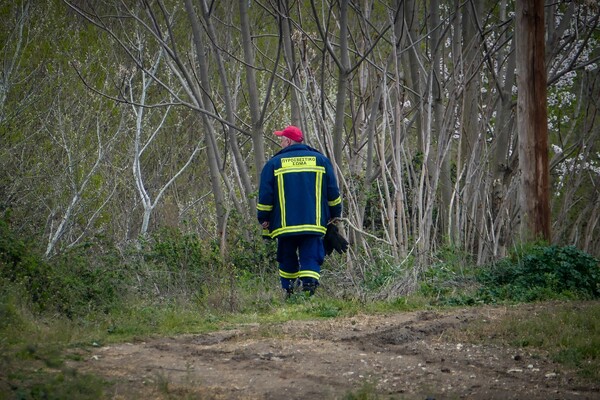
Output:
[
  {"xmin": 424, "ymin": 244, "xmax": 600, "ymax": 305},
  {"xmin": 1, "ymin": 214, "xmax": 125, "ymax": 318},
  {"xmin": 49, "ymin": 244, "xmax": 125, "ymax": 317},
  {"xmin": 0, "ymin": 215, "xmax": 54, "ymax": 311},
  {"xmin": 144, "ymin": 227, "xmax": 211, "ymax": 272},
  {"xmin": 476, "ymin": 244, "xmax": 600, "ymax": 302},
  {"xmin": 137, "ymin": 228, "xmax": 227, "ymax": 300},
  {"xmin": 118, "ymin": 227, "xmax": 278, "ymax": 310},
  {"xmin": 416, "ymin": 245, "xmax": 483, "ymax": 306},
  {"xmin": 227, "ymin": 235, "xmax": 277, "ymax": 277}
]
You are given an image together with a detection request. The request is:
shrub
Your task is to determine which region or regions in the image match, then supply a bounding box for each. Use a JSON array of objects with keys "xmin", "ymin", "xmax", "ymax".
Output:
[
  {"xmin": 1, "ymin": 214, "xmax": 125, "ymax": 317},
  {"xmin": 0, "ymin": 215, "xmax": 54, "ymax": 311},
  {"xmin": 419, "ymin": 245, "xmax": 478, "ymax": 302},
  {"xmin": 48, "ymin": 244, "xmax": 125, "ymax": 317},
  {"xmin": 136, "ymin": 228, "xmax": 225, "ymax": 300},
  {"xmin": 227, "ymin": 235, "xmax": 277, "ymax": 277},
  {"xmin": 144, "ymin": 227, "xmax": 211, "ymax": 273},
  {"xmin": 476, "ymin": 244, "xmax": 600, "ymax": 302}
]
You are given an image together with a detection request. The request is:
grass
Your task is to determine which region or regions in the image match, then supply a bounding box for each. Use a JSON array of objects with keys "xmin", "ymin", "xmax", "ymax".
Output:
[
  {"xmin": 2, "ymin": 281, "xmax": 599, "ymax": 398},
  {"xmin": 343, "ymin": 381, "xmax": 381, "ymax": 399},
  {"xmin": 504, "ymin": 302, "xmax": 600, "ymax": 380},
  {"xmin": 454, "ymin": 301, "xmax": 600, "ymax": 381},
  {"xmin": 0, "ymin": 304, "xmax": 107, "ymax": 399},
  {"xmin": 0, "ymin": 286, "xmax": 426, "ymax": 399},
  {"xmin": 1, "ymin": 340, "xmax": 107, "ymax": 400}
]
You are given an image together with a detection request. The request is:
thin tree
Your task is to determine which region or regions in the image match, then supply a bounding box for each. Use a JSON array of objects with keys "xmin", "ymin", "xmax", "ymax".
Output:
[{"xmin": 44, "ymin": 89, "xmax": 122, "ymax": 257}]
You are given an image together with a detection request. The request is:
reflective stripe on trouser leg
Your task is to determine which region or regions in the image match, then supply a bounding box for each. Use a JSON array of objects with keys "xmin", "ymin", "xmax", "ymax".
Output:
[
  {"xmin": 277, "ymin": 237, "xmax": 300, "ymax": 290},
  {"xmin": 298, "ymin": 270, "xmax": 320, "ymax": 280},
  {"xmin": 298, "ymin": 235, "xmax": 325, "ymax": 285},
  {"xmin": 279, "ymin": 270, "xmax": 299, "ymax": 290}
]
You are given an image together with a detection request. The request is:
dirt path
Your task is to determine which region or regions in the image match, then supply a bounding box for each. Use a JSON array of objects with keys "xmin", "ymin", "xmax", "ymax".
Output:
[{"xmin": 69, "ymin": 303, "xmax": 599, "ymax": 399}]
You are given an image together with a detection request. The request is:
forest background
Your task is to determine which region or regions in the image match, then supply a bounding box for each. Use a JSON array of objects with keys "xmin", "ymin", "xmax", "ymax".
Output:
[
  {"xmin": 1, "ymin": 0, "xmax": 599, "ymax": 311},
  {"xmin": 2, "ymin": 1, "xmax": 600, "ymax": 397}
]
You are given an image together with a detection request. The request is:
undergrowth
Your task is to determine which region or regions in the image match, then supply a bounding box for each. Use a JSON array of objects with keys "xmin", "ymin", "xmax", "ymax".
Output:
[
  {"xmin": 421, "ymin": 243, "xmax": 600, "ymax": 305},
  {"xmin": 2, "ymin": 214, "xmax": 600, "ymax": 398}
]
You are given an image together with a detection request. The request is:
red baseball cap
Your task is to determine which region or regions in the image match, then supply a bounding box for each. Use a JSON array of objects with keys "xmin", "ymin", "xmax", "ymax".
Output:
[{"xmin": 274, "ymin": 125, "xmax": 304, "ymax": 142}]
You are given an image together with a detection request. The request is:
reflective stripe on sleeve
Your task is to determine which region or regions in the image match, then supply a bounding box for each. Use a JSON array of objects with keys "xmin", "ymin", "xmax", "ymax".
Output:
[
  {"xmin": 328, "ymin": 196, "xmax": 342, "ymax": 207},
  {"xmin": 257, "ymin": 203, "xmax": 273, "ymax": 211}
]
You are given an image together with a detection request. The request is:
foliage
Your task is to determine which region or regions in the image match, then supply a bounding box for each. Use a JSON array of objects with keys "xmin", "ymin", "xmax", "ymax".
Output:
[
  {"xmin": 362, "ymin": 251, "xmax": 406, "ymax": 292},
  {"xmin": 477, "ymin": 244, "xmax": 600, "ymax": 303},
  {"xmin": 419, "ymin": 245, "xmax": 479, "ymax": 302},
  {"xmin": 322, "ymin": 240, "xmax": 416, "ymax": 301},
  {"xmin": 421, "ymin": 244, "xmax": 600, "ymax": 305},
  {"xmin": 1, "ymin": 215, "xmax": 125, "ymax": 318},
  {"xmin": 227, "ymin": 234, "xmax": 278, "ymax": 277},
  {"xmin": 142, "ymin": 228, "xmax": 215, "ymax": 284},
  {"xmin": 0, "ymin": 215, "xmax": 52, "ymax": 311},
  {"xmin": 134, "ymin": 227, "xmax": 277, "ymax": 308}
]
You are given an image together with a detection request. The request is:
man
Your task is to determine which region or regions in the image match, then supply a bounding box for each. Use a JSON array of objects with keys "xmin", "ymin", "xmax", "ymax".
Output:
[{"xmin": 257, "ymin": 125, "xmax": 342, "ymax": 297}]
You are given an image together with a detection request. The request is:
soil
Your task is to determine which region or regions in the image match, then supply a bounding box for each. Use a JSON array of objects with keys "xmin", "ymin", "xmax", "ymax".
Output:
[{"xmin": 68, "ymin": 302, "xmax": 600, "ymax": 400}]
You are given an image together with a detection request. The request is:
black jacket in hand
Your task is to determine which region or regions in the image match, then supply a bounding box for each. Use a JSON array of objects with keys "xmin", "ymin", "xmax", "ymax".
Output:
[{"xmin": 324, "ymin": 223, "xmax": 349, "ymax": 255}]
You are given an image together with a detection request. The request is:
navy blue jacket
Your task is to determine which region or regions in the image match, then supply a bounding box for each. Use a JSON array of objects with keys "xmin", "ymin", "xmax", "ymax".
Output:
[{"xmin": 257, "ymin": 144, "xmax": 342, "ymax": 238}]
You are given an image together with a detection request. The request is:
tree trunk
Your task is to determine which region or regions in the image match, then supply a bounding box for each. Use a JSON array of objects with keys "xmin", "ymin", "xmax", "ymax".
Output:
[
  {"xmin": 459, "ymin": 0, "xmax": 484, "ymax": 255},
  {"xmin": 516, "ymin": 0, "xmax": 551, "ymax": 242},
  {"xmin": 200, "ymin": 0, "xmax": 255, "ymax": 213},
  {"xmin": 489, "ymin": 0, "xmax": 517, "ymax": 258},
  {"xmin": 429, "ymin": 0, "xmax": 452, "ymax": 245},
  {"xmin": 278, "ymin": 0, "xmax": 302, "ymax": 126},
  {"xmin": 184, "ymin": 0, "xmax": 228, "ymax": 235},
  {"xmin": 332, "ymin": 0, "xmax": 350, "ymax": 167},
  {"xmin": 238, "ymin": 0, "xmax": 266, "ymax": 182}
]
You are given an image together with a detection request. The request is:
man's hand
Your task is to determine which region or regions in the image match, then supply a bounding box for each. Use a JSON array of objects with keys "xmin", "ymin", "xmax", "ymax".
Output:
[{"xmin": 261, "ymin": 221, "xmax": 270, "ymax": 229}]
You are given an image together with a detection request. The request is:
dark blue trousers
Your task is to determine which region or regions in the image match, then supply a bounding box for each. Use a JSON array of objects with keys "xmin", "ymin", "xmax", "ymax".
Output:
[{"xmin": 276, "ymin": 235, "xmax": 325, "ymax": 289}]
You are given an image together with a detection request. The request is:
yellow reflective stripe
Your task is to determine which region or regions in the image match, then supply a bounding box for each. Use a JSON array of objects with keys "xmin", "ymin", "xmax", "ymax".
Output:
[
  {"xmin": 262, "ymin": 229, "xmax": 272, "ymax": 237},
  {"xmin": 257, "ymin": 203, "xmax": 273, "ymax": 211},
  {"xmin": 270, "ymin": 225, "xmax": 326, "ymax": 237},
  {"xmin": 274, "ymin": 166, "xmax": 326, "ymax": 176},
  {"xmin": 279, "ymin": 270, "xmax": 300, "ymax": 279},
  {"xmin": 277, "ymin": 174, "xmax": 286, "ymax": 227},
  {"xmin": 298, "ymin": 270, "xmax": 320, "ymax": 280},
  {"xmin": 315, "ymin": 171, "xmax": 322, "ymax": 226},
  {"xmin": 328, "ymin": 196, "xmax": 342, "ymax": 207}
]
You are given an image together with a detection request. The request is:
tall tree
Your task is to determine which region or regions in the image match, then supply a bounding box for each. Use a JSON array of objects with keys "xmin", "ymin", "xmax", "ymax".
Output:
[
  {"xmin": 196, "ymin": 0, "xmax": 255, "ymax": 212},
  {"xmin": 238, "ymin": 0, "xmax": 267, "ymax": 179},
  {"xmin": 277, "ymin": 0, "xmax": 302, "ymax": 127},
  {"xmin": 490, "ymin": 0, "xmax": 517, "ymax": 258},
  {"xmin": 516, "ymin": 0, "xmax": 551, "ymax": 242},
  {"xmin": 309, "ymin": 0, "xmax": 350, "ymax": 166}
]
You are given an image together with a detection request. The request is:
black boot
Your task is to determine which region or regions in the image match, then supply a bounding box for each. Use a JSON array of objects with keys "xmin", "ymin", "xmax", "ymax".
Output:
[
  {"xmin": 302, "ymin": 281, "xmax": 318, "ymax": 296},
  {"xmin": 283, "ymin": 287, "xmax": 294, "ymax": 299}
]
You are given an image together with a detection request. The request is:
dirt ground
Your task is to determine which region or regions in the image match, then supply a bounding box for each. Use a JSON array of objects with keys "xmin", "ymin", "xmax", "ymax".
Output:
[{"xmin": 69, "ymin": 302, "xmax": 600, "ymax": 400}]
